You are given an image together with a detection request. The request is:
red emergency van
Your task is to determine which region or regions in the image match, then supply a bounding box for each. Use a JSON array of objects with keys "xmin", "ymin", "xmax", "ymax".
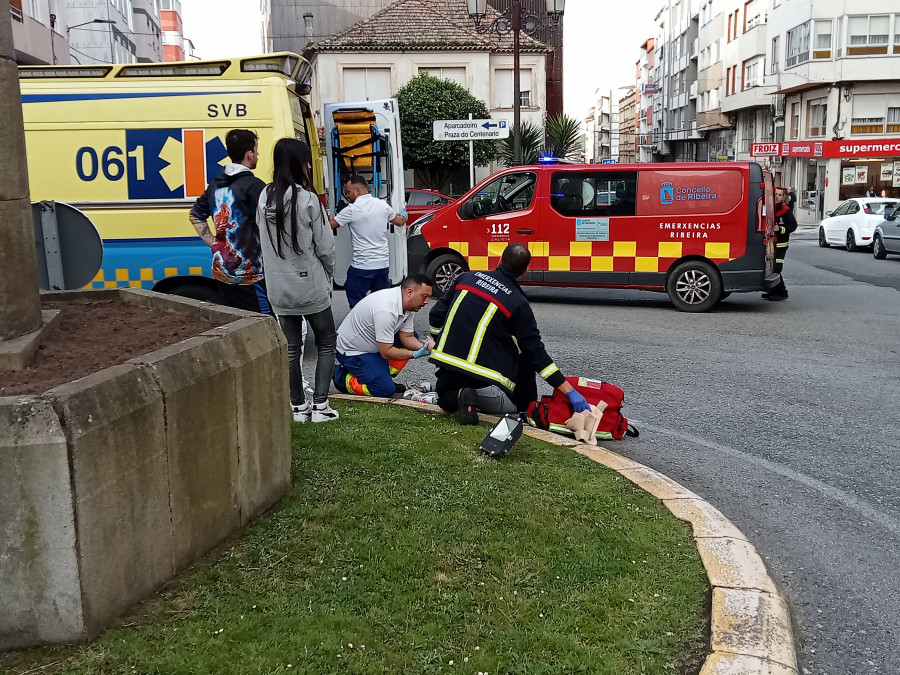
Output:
[{"xmin": 407, "ymin": 161, "xmax": 778, "ymax": 312}]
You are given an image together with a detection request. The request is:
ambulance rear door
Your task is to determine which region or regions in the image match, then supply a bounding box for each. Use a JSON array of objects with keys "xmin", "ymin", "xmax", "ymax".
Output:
[{"xmin": 324, "ymin": 99, "xmax": 407, "ymax": 286}]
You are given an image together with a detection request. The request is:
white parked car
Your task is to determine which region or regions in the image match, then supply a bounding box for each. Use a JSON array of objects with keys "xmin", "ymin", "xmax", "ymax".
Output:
[{"xmin": 819, "ymin": 198, "xmax": 900, "ymax": 251}]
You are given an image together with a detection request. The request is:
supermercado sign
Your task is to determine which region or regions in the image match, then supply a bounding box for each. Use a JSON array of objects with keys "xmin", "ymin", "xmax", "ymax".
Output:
[{"xmin": 751, "ymin": 139, "xmax": 900, "ymax": 159}]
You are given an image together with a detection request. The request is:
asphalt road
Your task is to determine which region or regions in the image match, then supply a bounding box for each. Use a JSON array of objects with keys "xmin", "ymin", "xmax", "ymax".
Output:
[{"xmin": 320, "ymin": 229, "xmax": 900, "ymax": 674}]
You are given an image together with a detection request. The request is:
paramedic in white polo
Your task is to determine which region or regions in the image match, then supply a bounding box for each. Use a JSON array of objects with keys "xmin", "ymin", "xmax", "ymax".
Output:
[{"xmin": 329, "ymin": 174, "xmax": 406, "ymax": 308}]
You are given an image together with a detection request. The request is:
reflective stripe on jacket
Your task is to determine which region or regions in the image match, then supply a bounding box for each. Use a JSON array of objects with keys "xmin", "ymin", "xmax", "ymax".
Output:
[
  {"xmin": 428, "ymin": 266, "xmax": 566, "ymax": 396},
  {"xmin": 775, "ymin": 203, "xmax": 798, "ymax": 248}
]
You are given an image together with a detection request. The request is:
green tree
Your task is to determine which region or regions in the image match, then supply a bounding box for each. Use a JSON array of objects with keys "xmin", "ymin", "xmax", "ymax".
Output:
[
  {"xmin": 497, "ymin": 121, "xmax": 544, "ymax": 166},
  {"xmin": 397, "ymin": 74, "xmax": 498, "ymax": 191},
  {"xmin": 544, "ymin": 113, "xmax": 581, "ymax": 159}
]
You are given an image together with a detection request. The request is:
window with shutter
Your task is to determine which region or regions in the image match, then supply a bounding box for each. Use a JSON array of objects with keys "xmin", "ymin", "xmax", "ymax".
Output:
[{"xmin": 851, "ymin": 95, "xmax": 886, "ymax": 134}]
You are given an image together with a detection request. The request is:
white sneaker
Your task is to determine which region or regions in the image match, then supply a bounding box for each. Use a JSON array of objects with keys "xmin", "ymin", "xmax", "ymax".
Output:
[
  {"xmin": 403, "ymin": 379, "xmax": 436, "ymax": 399},
  {"xmin": 292, "ymin": 403, "xmax": 311, "ymax": 423},
  {"xmin": 311, "ymin": 401, "xmax": 340, "ymax": 423},
  {"xmin": 407, "ymin": 391, "xmax": 438, "ymax": 405}
]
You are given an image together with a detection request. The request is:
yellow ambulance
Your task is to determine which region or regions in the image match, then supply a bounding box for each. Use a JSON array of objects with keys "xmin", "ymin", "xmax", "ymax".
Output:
[{"xmin": 19, "ymin": 53, "xmax": 322, "ymax": 301}]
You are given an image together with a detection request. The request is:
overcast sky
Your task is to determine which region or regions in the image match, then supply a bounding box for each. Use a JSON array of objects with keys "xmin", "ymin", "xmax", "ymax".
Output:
[{"xmin": 182, "ymin": 0, "xmax": 661, "ymax": 118}]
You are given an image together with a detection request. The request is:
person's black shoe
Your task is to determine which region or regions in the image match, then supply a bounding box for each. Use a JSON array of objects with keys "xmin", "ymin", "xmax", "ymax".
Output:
[
  {"xmin": 766, "ymin": 292, "xmax": 788, "ymax": 301},
  {"xmin": 456, "ymin": 388, "xmax": 479, "ymax": 425},
  {"xmin": 761, "ymin": 291, "xmax": 772, "ymax": 299}
]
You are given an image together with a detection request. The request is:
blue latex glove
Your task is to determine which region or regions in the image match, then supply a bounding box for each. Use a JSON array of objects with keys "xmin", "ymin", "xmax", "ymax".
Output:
[
  {"xmin": 566, "ymin": 389, "xmax": 590, "ymax": 413},
  {"xmin": 412, "ymin": 344, "xmax": 431, "ymax": 359}
]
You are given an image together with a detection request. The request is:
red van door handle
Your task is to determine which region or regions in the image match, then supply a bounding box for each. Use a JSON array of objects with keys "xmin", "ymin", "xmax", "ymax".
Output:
[{"xmin": 516, "ymin": 228, "xmax": 535, "ymax": 234}]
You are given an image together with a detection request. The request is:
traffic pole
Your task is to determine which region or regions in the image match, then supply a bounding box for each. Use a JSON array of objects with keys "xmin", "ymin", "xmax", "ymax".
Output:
[
  {"xmin": 0, "ymin": 4, "xmax": 42, "ymax": 341},
  {"xmin": 469, "ymin": 113, "xmax": 474, "ymax": 189}
]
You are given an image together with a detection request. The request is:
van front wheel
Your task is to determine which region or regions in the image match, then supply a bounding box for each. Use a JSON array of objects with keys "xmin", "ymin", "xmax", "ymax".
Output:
[
  {"xmin": 426, "ymin": 254, "xmax": 466, "ymax": 297},
  {"xmin": 666, "ymin": 261, "xmax": 722, "ymax": 313}
]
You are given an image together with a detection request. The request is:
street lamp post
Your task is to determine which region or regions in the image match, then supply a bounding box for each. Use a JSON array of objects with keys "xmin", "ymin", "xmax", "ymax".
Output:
[
  {"xmin": 466, "ymin": 0, "xmax": 565, "ymax": 165},
  {"xmin": 66, "ymin": 18, "xmax": 115, "ymax": 36}
]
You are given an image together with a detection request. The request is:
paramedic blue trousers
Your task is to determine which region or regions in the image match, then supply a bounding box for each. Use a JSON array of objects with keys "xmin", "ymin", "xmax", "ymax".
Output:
[
  {"xmin": 345, "ymin": 266, "xmax": 390, "ymax": 308},
  {"xmin": 332, "ymin": 332, "xmax": 416, "ymax": 398}
]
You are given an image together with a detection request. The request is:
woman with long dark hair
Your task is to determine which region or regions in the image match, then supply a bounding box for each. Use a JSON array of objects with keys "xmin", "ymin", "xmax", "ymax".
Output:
[{"xmin": 257, "ymin": 138, "xmax": 339, "ymax": 422}]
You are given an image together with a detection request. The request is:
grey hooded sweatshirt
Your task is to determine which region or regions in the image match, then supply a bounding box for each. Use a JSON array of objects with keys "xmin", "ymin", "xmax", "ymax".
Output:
[{"xmin": 257, "ymin": 185, "xmax": 335, "ymax": 316}]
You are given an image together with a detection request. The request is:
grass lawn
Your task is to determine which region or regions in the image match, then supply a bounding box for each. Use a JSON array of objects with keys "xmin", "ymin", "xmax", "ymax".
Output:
[{"xmin": 1, "ymin": 400, "xmax": 709, "ymax": 675}]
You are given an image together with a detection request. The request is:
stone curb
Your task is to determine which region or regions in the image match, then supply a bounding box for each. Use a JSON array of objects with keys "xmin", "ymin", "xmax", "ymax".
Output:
[{"xmin": 331, "ymin": 394, "xmax": 798, "ymax": 674}]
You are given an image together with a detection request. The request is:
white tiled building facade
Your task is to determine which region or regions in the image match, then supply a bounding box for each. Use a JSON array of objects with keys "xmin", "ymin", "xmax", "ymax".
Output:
[{"xmin": 635, "ymin": 0, "xmax": 900, "ymax": 223}]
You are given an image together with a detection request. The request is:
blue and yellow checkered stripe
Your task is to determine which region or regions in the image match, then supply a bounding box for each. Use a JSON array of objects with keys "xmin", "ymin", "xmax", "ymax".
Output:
[{"xmin": 89, "ymin": 265, "xmax": 206, "ymax": 290}]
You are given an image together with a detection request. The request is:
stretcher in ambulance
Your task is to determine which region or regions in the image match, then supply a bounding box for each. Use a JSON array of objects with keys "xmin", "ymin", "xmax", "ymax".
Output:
[
  {"xmin": 323, "ymin": 99, "xmax": 407, "ymax": 286},
  {"xmin": 407, "ymin": 161, "xmax": 778, "ymax": 312}
]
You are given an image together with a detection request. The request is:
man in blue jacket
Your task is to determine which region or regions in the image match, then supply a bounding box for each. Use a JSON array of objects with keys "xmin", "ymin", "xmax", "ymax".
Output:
[{"xmin": 428, "ymin": 243, "xmax": 590, "ymax": 425}]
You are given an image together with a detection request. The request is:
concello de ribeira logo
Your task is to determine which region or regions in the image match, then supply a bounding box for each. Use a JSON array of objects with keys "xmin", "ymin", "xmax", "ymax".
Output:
[{"xmin": 660, "ymin": 181, "xmax": 674, "ymax": 205}]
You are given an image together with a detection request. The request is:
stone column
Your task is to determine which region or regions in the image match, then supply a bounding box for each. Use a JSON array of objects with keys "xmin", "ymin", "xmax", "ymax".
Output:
[{"xmin": 0, "ymin": 2, "xmax": 42, "ymax": 341}]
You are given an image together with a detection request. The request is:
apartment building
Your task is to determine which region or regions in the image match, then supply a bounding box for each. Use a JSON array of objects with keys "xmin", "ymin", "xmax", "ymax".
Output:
[
  {"xmin": 9, "ymin": 0, "xmax": 70, "ymax": 65},
  {"xmin": 66, "ymin": 0, "xmax": 161, "ymax": 64},
  {"xmin": 696, "ymin": 0, "xmax": 731, "ymax": 160},
  {"xmin": 618, "ymin": 85, "xmax": 637, "ymax": 163},
  {"xmin": 652, "ymin": 0, "xmax": 702, "ymax": 161},
  {"xmin": 763, "ymin": 1, "xmax": 900, "ymax": 222},
  {"xmin": 637, "ymin": 37, "xmax": 655, "ymax": 162},
  {"xmin": 719, "ymin": 0, "xmax": 774, "ymax": 166},
  {"xmin": 585, "ymin": 91, "xmax": 620, "ymax": 163}
]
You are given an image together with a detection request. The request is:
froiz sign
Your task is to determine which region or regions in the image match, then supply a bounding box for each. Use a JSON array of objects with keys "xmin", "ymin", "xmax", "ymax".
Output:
[{"xmin": 433, "ymin": 119, "xmax": 510, "ymax": 141}]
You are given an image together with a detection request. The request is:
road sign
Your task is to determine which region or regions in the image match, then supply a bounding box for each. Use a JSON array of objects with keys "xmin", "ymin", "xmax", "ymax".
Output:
[
  {"xmin": 601, "ymin": 158, "xmax": 617, "ymax": 164},
  {"xmin": 32, "ymin": 201, "xmax": 103, "ymax": 290},
  {"xmin": 433, "ymin": 119, "xmax": 510, "ymax": 141}
]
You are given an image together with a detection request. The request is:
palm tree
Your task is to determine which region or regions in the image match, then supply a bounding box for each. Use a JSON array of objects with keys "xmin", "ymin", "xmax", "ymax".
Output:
[
  {"xmin": 544, "ymin": 113, "xmax": 581, "ymax": 160},
  {"xmin": 497, "ymin": 121, "xmax": 543, "ymax": 166}
]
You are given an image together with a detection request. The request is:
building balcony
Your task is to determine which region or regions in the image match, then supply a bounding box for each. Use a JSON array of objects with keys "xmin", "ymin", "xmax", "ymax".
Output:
[
  {"xmin": 690, "ymin": 39, "xmax": 698, "ymax": 60},
  {"xmin": 11, "ymin": 12, "xmax": 70, "ymax": 65},
  {"xmin": 721, "ymin": 83, "xmax": 775, "ymax": 114},
  {"xmin": 689, "ymin": 81, "xmax": 698, "ymax": 99},
  {"xmin": 697, "ymin": 109, "xmax": 732, "ymax": 130}
]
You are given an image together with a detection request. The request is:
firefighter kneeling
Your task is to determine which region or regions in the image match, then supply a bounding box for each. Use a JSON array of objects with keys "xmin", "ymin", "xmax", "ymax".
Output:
[{"xmin": 428, "ymin": 243, "xmax": 590, "ymax": 424}]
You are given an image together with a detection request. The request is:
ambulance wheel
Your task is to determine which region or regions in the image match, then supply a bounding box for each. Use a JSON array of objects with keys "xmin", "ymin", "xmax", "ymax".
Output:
[
  {"xmin": 166, "ymin": 283, "xmax": 221, "ymax": 304},
  {"xmin": 426, "ymin": 254, "xmax": 466, "ymax": 297},
  {"xmin": 666, "ymin": 261, "xmax": 722, "ymax": 313}
]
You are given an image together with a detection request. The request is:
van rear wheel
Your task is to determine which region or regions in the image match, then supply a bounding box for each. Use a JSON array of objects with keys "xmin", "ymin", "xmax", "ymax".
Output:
[
  {"xmin": 426, "ymin": 254, "xmax": 466, "ymax": 297},
  {"xmin": 666, "ymin": 261, "xmax": 722, "ymax": 313}
]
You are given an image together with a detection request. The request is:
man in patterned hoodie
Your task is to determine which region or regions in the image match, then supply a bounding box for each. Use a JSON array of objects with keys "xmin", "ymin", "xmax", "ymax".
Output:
[{"xmin": 190, "ymin": 129, "xmax": 268, "ymax": 312}]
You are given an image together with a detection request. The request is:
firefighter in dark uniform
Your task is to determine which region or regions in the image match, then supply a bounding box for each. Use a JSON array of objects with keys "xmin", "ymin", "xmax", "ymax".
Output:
[
  {"xmin": 763, "ymin": 186, "xmax": 797, "ymax": 301},
  {"xmin": 428, "ymin": 243, "xmax": 590, "ymax": 424}
]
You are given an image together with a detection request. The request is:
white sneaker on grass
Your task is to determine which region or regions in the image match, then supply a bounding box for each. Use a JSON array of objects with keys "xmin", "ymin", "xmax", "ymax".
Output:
[
  {"xmin": 292, "ymin": 403, "xmax": 311, "ymax": 423},
  {"xmin": 311, "ymin": 401, "xmax": 339, "ymax": 423}
]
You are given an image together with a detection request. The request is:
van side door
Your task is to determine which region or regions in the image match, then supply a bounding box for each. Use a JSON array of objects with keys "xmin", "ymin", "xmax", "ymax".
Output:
[{"xmin": 545, "ymin": 170, "xmax": 638, "ymax": 286}]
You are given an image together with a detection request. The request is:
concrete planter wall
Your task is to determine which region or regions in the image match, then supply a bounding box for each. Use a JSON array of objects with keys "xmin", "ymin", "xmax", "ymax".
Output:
[{"xmin": 0, "ymin": 289, "xmax": 290, "ymax": 649}]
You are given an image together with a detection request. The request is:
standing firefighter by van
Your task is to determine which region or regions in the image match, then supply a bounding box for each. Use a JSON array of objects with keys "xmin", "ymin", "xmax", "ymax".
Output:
[
  {"xmin": 190, "ymin": 129, "xmax": 268, "ymax": 312},
  {"xmin": 763, "ymin": 186, "xmax": 797, "ymax": 301}
]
